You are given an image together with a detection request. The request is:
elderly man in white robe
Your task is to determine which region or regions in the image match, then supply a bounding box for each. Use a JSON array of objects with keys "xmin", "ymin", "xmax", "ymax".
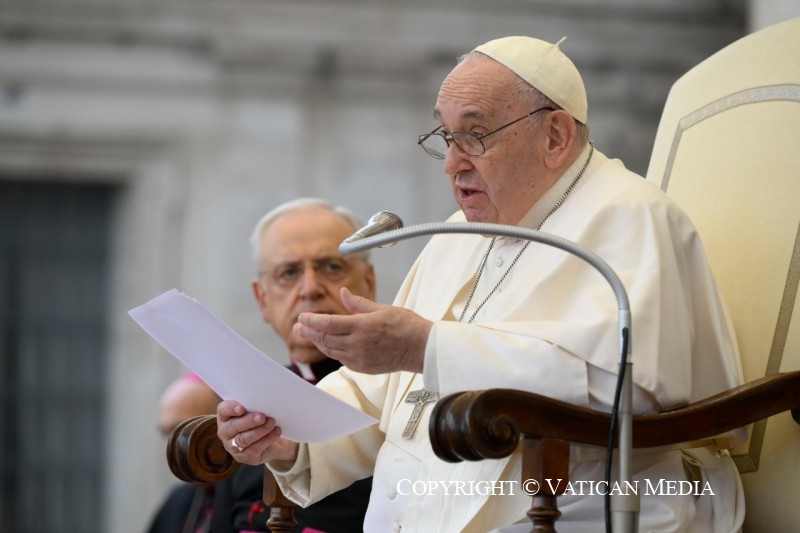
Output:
[{"xmin": 217, "ymin": 36, "xmax": 745, "ymax": 532}]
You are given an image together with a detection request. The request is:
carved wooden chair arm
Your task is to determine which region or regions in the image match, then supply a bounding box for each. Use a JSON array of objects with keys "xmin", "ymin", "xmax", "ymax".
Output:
[
  {"xmin": 430, "ymin": 371, "xmax": 800, "ymax": 462},
  {"xmin": 166, "ymin": 414, "xmax": 298, "ymax": 532},
  {"xmin": 167, "ymin": 414, "xmax": 238, "ymax": 483}
]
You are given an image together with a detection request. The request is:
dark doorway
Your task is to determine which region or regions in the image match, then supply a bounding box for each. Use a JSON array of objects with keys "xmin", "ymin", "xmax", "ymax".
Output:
[{"xmin": 0, "ymin": 179, "xmax": 117, "ymax": 533}]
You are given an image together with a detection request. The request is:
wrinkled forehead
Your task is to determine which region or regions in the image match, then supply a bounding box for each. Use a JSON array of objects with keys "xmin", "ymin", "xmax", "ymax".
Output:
[
  {"xmin": 435, "ymin": 58, "xmax": 521, "ymax": 122},
  {"xmin": 259, "ymin": 210, "xmax": 354, "ymax": 265}
]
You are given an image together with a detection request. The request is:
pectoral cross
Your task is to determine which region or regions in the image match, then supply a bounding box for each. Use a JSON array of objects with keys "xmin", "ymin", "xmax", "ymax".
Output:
[{"xmin": 402, "ymin": 389, "xmax": 439, "ymax": 439}]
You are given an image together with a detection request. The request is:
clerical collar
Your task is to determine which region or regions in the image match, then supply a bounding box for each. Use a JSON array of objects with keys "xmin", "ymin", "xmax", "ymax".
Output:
[
  {"xmin": 516, "ymin": 142, "xmax": 595, "ymax": 231},
  {"xmin": 290, "ymin": 357, "xmax": 343, "ymax": 384}
]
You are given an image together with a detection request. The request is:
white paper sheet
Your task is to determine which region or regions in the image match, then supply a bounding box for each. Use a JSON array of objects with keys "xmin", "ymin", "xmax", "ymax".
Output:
[{"xmin": 128, "ymin": 288, "xmax": 378, "ymax": 442}]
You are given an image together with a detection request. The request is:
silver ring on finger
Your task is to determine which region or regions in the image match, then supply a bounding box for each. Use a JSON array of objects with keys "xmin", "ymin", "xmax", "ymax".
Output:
[{"xmin": 231, "ymin": 435, "xmax": 245, "ymax": 453}]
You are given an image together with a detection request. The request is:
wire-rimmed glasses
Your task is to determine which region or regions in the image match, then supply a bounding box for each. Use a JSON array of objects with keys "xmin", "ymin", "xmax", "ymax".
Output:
[
  {"xmin": 259, "ymin": 257, "xmax": 355, "ymax": 290},
  {"xmin": 417, "ymin": 106, "xmax": 555, "ymax": 159}
]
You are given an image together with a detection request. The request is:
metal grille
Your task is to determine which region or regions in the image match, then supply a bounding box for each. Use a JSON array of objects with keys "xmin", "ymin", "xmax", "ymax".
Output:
[{"xmin": 0, "ymin": 180, "xmax": 116, "ymax": 533}]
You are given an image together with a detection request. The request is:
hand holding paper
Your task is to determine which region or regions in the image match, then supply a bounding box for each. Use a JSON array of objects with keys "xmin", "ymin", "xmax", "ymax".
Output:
[{"xmin": 128, "ymin": 289, "xmax": 377, "ymax": 442}]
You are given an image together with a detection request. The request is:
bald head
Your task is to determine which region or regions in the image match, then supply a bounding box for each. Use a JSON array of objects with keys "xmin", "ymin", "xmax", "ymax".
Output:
[{"xmin": 157, "ymin": 376, "xmax": 221, "ymax": 437}]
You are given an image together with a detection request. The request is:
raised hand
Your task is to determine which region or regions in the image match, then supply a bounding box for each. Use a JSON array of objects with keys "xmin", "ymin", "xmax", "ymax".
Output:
[{"xmin": 293, "ymin": 287, "xmax": 432, "ymax": 375}]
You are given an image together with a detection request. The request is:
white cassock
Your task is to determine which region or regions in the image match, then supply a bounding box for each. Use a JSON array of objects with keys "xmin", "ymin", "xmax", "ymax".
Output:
[{"xmin": 270, "ymin": 144, "xmax": 746, "ymax": 533}]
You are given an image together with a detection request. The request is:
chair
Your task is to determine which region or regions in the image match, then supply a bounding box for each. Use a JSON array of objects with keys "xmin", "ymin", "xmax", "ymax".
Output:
[
  {"xmin": 429, "ymin": 17, "xmax": 800, "ymax": 532},
  {"xmin": 644, "ymin": 16, "xmax": 800, "ymax": 531}
]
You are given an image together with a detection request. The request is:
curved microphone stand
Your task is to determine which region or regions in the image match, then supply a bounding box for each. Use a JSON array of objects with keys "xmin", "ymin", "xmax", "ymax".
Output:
[{"xmin": 340, "ymin": 221, "xmax": 638, "ymax": 533}]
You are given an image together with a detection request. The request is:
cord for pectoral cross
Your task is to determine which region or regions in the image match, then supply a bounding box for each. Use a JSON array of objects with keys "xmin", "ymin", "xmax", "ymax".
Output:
[{"xmin": 458, "ymin": 143, "xmax": 593, "ymax": 325}]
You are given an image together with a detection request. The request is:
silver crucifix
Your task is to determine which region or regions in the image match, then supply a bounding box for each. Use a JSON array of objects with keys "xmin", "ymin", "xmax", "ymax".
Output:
[{"xmin": 402, "ymin": 389, "xmax": 439, "ymax": 439}]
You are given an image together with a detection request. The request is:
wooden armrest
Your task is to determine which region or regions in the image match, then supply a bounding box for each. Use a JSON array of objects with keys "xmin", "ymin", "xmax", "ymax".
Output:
[
  {"xmin": 430, "ymin": 371, "xmax": 800, "ymax": 463},
  {"xmin": 166, "ymin": 414, "xmax": 298, "ymax": 532},
  {"xmin": 167, "ymin": 414, "xmax": 238, "ymax": 482}
]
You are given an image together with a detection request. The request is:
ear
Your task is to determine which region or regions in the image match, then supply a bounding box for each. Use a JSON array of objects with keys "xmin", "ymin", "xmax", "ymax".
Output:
[
  {"xmin": 542, "ymin": 109, "xmax": 577, "ymax": 169},
  {"xmin": 251, "ymin": 278, "xmax": 272, "ymax": 324}
]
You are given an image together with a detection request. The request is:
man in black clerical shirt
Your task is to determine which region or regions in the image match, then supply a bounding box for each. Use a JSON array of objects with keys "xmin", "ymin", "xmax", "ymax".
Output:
[{"xmin": 209, "ymin": 198, "xmax": 376, "ymax": 533}]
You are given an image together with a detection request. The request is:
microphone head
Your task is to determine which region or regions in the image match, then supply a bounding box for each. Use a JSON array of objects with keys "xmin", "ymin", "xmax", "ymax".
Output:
[
  {"xmin": 370, "ymin": 211, "xmax": 403, "ymax": 247},
  {"xmin": 341, "ymin": 210, "xmax": 405, "ymax": 249},
  {"xmin": 368, "ymin": 211, "xmax": 404, "ymax": 232}
]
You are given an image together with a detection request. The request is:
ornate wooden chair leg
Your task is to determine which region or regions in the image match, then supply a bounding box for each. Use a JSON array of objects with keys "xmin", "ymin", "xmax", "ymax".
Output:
[
  {"xmin": 530, "ymin": 494, "xmax": 561, "ymax": 533},
  {"xmin": 524, "ymin": 438, "xmax": 569, "ymax": 533},
  {"xmin": 262, "ymin": 468, "xmax": 298, "ymax": 532}
]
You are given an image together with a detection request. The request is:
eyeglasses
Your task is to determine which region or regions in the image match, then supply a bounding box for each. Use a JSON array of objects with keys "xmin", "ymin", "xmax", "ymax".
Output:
[
  {"xmin": 417, "ymin": 106, "xmax": 555, "ymax": 159},
  {"xmin": 259, "ymin": 257, "xmax": 355, "ymax": 289}
]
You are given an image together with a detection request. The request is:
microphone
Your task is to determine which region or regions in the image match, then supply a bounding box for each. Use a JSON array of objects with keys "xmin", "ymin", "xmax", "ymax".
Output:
[{"xmin": 342, "ymin": 211, "xmax": 404, "ymax": 247}]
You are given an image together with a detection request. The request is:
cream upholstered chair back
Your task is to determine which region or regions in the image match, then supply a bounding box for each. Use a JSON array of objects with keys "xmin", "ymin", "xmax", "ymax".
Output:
[{"xmin": 645, "ymin": 17, "xmax": 800, "ymax": 532}]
